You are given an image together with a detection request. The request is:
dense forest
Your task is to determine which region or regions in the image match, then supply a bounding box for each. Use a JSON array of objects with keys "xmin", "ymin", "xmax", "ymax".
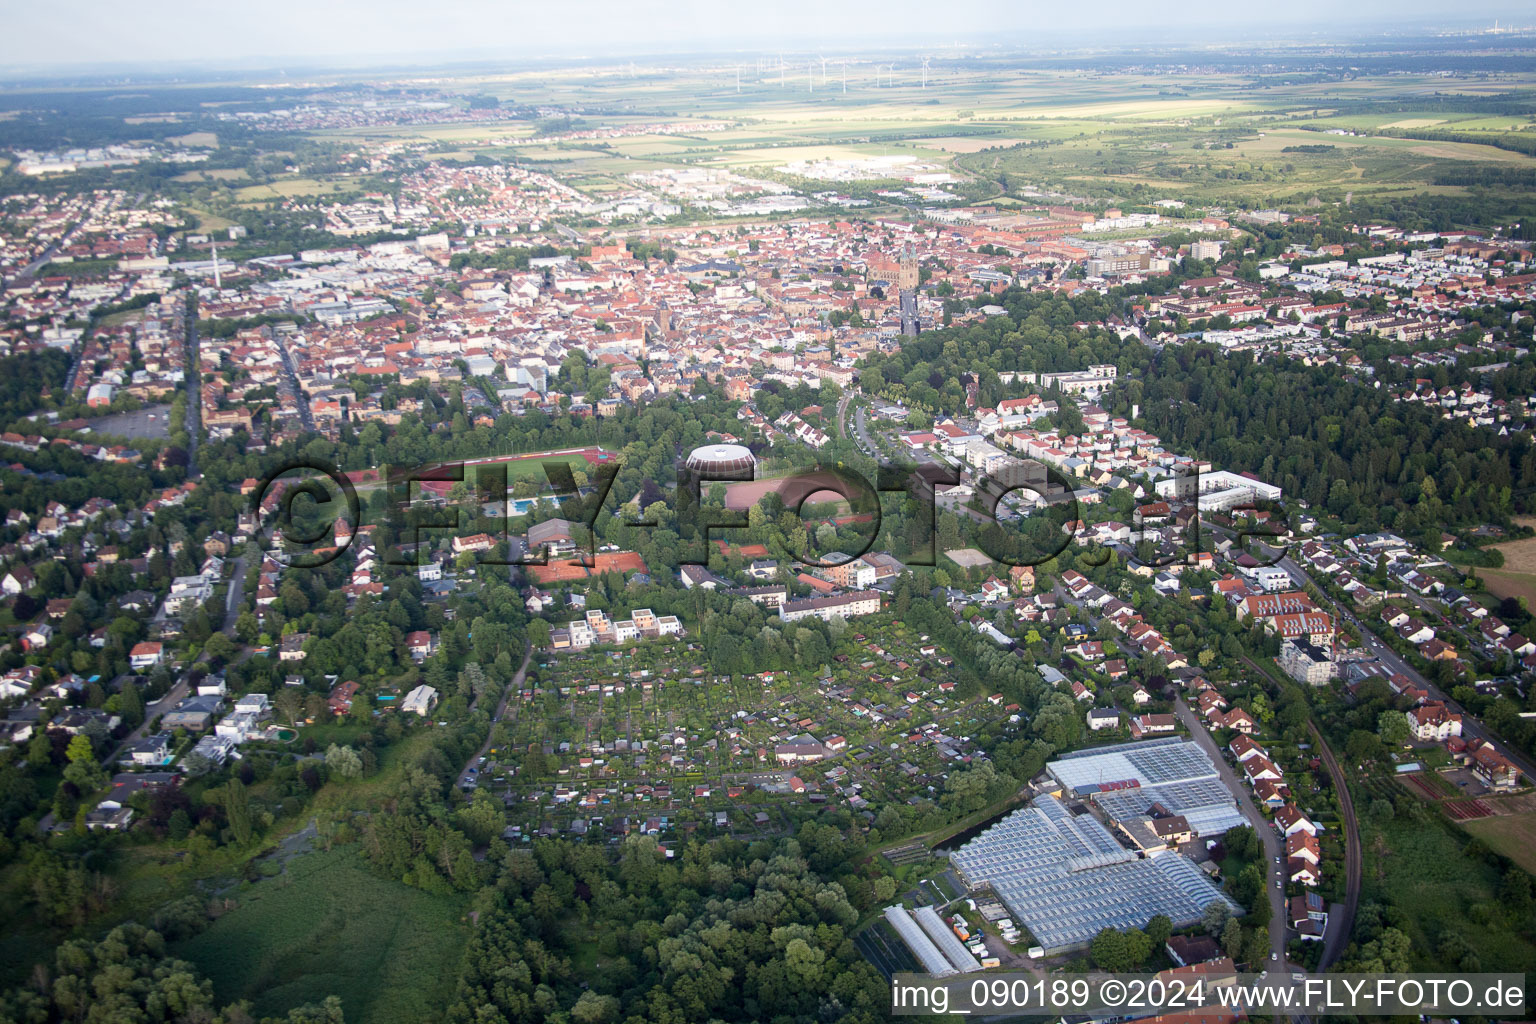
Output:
[
  {"xmin": 445, "ymin": 835, "xmax": 890, "ymax": 1024},
  {"xmin": 1139, "ymin": 344, "xmax": 1535, "ymax": 534}
]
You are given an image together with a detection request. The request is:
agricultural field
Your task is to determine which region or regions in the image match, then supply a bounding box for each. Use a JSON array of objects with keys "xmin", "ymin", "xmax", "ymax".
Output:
[
  {"xmin": 173, "ymin": 168, "xmax": 251, "ymax": 183},
  {"xmin": 172, "ymin": 64, "xmax": 1528, "ymax": 216},
  {"xmin": 168, "ymin": 130, "xmax": 219, "ymax": 147},
  {"xmin": 233, "ymin": 177, "xmax": 365, "ymax": 201},
  {"xmin": 1476, "ymin": 523, "xmax": 1536, "ymax": 608}
]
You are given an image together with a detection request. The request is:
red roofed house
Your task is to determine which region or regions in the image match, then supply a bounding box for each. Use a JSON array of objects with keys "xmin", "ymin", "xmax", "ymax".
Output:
[{"xmin": 129, "ymin": 641, "xmax": 164, "ymax": 671}]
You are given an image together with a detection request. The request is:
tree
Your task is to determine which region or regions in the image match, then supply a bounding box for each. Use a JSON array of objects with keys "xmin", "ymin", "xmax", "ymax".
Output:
[
  {"xmin": 223, "ymin": 778, "xmax": 252, "ymax": 845},
  {"xmin": 1221, "ymin": 917, "xmax": 1244, "ymax": 960},
  {"xmin": 1241, "ymin": 926, "xmax": 1270, "ymax": 968},
  {"xmin": 118, "ymin": 680, "xmax": 144, "ymax": 726},
  {"xmin": 458, "ymin": 662, "xmax": 489, "ymax": 701},
  {"xmin": 1145, "ymin": 914, "xmax": 1173, "ymax": 951},
  {"xmin": 1202, "ymin": 900, "xmax": 1231, "ymax": 936},
  {"xmin": 181, "ymin": 752, "xmax": 213, "ymax": 779},
  {"xmin": 784, "ymin": 937, "xmax": 826, "ymax": 985},
  {"xmin": 1222, "ymin": 824, "xmax": 1258, "ymax": 860},
  {"xmin": 1377, "ymin": 709, "xmax": 1410, "ymax": 747},
  {"xmin": 326, "ymin": 744, "xmax": 363, "ymax": 779},
  {"xmin": 62, "ymin": 734, "xmax": 106, "ymax": 794},
  {"xmin": 274, "ymin": 687, "xmax": 303, "ymax": 726},
  {"xmin": 570, "ymin": 991, "xmax": 619, "ymax": 1024},
  {"xmin": 1346, "ymin": 728, "xmax": 1385, "ymax": 765},
  {"xmin": 1090, "ymin": 927, "xmax": 1133, "ymax": 972},
  {"xmin": 203, "ymin": 632, "xmax": 237, "ymax": 662},
  {"xmin": 65, "ymin": 734, "xmax": 95, "ymax": 765}
]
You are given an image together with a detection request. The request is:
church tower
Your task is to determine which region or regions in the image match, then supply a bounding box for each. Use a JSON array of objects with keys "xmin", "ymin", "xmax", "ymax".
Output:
[{"xmin": 897, "ymin": 243, "xmax": 918, "ymax": 292}]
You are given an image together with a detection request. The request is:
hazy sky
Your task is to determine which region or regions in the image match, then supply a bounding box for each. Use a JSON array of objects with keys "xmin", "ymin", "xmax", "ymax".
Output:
[{"xmin": 1, "ymin": 0, "xmax": 1530, "ymax": 70}]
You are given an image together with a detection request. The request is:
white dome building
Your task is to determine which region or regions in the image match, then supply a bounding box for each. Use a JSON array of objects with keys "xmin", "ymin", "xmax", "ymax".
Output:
[{"xmin": 684, "ymin": 443, "xmax": 758, "ymax": 481}]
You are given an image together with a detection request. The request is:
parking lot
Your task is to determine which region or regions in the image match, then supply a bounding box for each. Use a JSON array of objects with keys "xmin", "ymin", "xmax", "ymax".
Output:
[{"xmin": 89, "ymin": 403, "xmax": 173, "ymax": 440}]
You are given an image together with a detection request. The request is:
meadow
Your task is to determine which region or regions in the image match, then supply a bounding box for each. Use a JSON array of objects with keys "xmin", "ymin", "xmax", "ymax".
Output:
[
  {"xmin": 1463, "ymin": 810, "xmax": 1536, "ymax": 876},
  {"xmin": 1360, "ymin": 809, "xmax": 1536, "ymax": 970},
  {"xmin": 175, "ymin": 845, "xmax": 470, "ymax": 1024}
]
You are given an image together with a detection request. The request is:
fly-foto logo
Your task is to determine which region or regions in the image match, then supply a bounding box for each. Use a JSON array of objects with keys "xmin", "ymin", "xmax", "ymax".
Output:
[{"xmin": 249, "ymin": 456, "xmax": 1288, "ymax": 573}]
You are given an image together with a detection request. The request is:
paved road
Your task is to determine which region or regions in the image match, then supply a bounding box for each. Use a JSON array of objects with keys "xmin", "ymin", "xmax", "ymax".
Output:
[
  {"xmin": 63, "ymin": 343, "xmax": 85, "ymax": 393},
  {"xmin": 1309, "ymin": 720, "xmax": 1361, "ymax": 969},
  {"xmin": 222, "ymin": 555, "xmax": 248, "ymax": 633},
  {"xmin": 899, "ymin": 288, "xmax": 919, "ymax": 337},
  {"xmin": 99, "ymin": 675, "xmax": 189, "ymax": 770},
  {"xmin": 853, "ymin": 403, "xmax": 877, "ymax": 456},
  {"xmin": 95, "ymin": 554, "xmax": 247, "ymax": 778},
  {"xmin": 10, "ymin": 230, "xmax": 74, "ymax": 283},
  {"xmin": 458, "ymin": 645, "xmax": 533, "ymax": 788},
  {"xmin": 271, "ymin": 332, "xmax": 315, "ymax": 431},
  {"xmin": 183, "ymin": 311, "xmax": 201, "ymax": 477},
  {"xmin": 1174, "ymin": 697, "xmax": 1290, "ymax": 969}
]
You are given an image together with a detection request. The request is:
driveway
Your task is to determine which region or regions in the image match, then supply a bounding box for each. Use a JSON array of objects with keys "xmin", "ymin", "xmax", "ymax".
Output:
[{"xmin": 460, "ymin": 645, "xmax": 533, "ymax": 786}]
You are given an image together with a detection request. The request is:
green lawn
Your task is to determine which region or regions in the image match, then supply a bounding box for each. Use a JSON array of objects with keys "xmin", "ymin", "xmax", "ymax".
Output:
[{"xmin": 175, "ymin": 845, "xmax": 470, "ymax": 1024}]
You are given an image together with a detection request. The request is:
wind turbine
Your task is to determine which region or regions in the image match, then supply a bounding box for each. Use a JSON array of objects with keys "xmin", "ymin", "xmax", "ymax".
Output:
[
  {"xmin": 821, "ymin": 55, "xmax": 827, "ymax": 85},
  {"xmin": 736, "ymin": 66, "xmax": 741, "ymax": 93},
  {"xmin": 808, "ymin": 61, "xmax": 813, "ymax": 93},
  {"xmin": 921, "ymin": 56, "xmax": 930, "ymax": 90},
  {"xmin": 779, "ymin": 54, "xmax": 785, "ymax": 87},
  {"xmin": 842, "ymin": 61, "xmax": 847, "ymax": 94}
]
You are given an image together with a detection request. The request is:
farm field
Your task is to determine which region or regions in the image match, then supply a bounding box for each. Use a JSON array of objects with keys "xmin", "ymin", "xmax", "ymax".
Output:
[
  {"xmin": 1475, "ymin": 567, "xmax": 1536, "ymax": 609},
  {"xmin": 208, "ymin": 65, "xmax": 1536, "ymax": 212},
  {"xmin": 1477, "ymin": 524, "xmax": 1536, "ymax": 607},
  {"xmin": 233, "ymin": 177, "xmax": 365, "ymax": 201},
  {"xmin": 173, "ymin": 168, "xmax": 250, "ymax": 183},
  {"xmin": 176, "ymin": 845, "xmax": 469, "ymax": 1024}
]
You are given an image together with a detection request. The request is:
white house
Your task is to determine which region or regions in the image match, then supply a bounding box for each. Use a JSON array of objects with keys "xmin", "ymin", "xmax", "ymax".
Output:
[
  {"xmin": 1087, "ymin": 708, "xmax": 1120, "ymax": 731},
  {"xmin": 402, "ymin": 684, "xmax": 439, "ymax": 717}
]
